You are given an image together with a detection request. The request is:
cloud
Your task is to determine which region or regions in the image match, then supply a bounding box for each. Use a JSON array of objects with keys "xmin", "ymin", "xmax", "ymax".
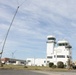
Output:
[{"xmin": 0, "ymin": 0, "xmax": 76, "ymax": 60}]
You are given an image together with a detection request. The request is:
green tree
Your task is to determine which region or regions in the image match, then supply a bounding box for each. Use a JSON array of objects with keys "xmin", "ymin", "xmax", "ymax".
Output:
[
  {"xmin": 57, "ymin": 61, "xmax": 64, "ymax": 68},
  {"xmin": 49, "ymin": 62, "xmax": 54, "ymax": 68}
]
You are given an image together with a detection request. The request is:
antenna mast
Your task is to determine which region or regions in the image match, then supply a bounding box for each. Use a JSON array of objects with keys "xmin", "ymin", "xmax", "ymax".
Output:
[
  {"xmin": 0, "ymin": 0, "xmax": 26, "ymax": 67},
  {"xmin": 0, "ymin": 6, "xmax": 19, "ymax": 66}
]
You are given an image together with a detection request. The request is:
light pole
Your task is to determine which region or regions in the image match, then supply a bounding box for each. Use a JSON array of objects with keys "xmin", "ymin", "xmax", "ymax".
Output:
[{"xmin": 12, "ymin": 50, "xmax": 17, "ymax": 59}]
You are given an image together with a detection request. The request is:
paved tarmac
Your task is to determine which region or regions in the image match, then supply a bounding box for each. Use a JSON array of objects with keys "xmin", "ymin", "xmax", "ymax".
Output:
[
  {"xmin": 0, "ymin": 69, "xmax": 47, "ymax": 75},
  {"xmin": 0, "ymin": 69, "xmax": 76, "ymax": 75},
  {"xmin": 34, "ymin": 70, "xmax": 76, "ymax": 75}
]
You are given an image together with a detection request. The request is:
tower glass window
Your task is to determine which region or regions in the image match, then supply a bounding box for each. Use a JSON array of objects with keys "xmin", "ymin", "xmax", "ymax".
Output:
[
  {"xmin": 57, "ymin": 55, "xmax": 65, "ymax": 58},
  {"xmin": 58, "ymin": 43, "xmax": 68, "ymax": 46},
  {"xmin": 47, "ymin": 56, "xmax": 53, "ymax": 59},
  {"xmin": 48, "ymin": 38, "xmax": 56, "ymax": 40}
]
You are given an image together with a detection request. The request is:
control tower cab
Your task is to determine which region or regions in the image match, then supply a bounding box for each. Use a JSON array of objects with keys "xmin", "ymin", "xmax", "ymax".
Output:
[
  {"xmin": 57, "ymin": 40, "xmax": 72, "ymax": 48},
  {"xmin": 47, "ymin": 35, "xmax": 56, "ymax": 43},
  {"xmin": 57, "ymin": 40, "xmax": 69, "ymax": 46}
]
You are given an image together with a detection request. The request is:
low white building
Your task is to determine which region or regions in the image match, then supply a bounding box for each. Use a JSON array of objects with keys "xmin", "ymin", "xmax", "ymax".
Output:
[
  {"xmin": 26, "ymin": 58, "xmax": 46, "ymax": 66},
  {"xmin": 26, "ymin": 35, "xmax": 72, "ymax": 66},
  {"xmin": 1, "ymin": 58, "xmax": 26, "ymax": 65}
]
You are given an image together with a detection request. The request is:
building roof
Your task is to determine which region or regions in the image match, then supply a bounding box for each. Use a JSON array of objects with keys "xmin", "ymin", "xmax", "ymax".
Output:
[
  {"xmin": 47, "ymin": 35, "xmax": 55, "ymax": 38},
  {"xmin": 57, "ymin": 40, "xmax": 69, "ymax": 44},
  {"xmin": 1, "ymin": 58, "xmax": 26, "ymax": 62}
]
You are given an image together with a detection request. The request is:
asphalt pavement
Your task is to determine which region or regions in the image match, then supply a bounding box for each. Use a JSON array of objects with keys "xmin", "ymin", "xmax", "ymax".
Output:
[
  {"xmin": 0, "ymin": 69, "xmax": 47, "ymax": 75},
  {"xmin": 0, "ymin": 69, "xmax": 76, "ymax": 75},
  {"xmin": 34, "ymin": 70, "xmax": 76, "ymax": 75}
]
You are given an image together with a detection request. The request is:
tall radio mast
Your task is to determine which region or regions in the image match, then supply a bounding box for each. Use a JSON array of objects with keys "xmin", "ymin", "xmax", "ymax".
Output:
[{"xmin": 0, "ymin": 0, "xmax": 26, "ymax": 67}]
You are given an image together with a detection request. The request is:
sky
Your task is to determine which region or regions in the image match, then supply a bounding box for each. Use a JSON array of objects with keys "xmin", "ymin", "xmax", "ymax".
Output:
[{"xmin": 0, "ymin": 0, "xmax": 76, "ymax": 60}]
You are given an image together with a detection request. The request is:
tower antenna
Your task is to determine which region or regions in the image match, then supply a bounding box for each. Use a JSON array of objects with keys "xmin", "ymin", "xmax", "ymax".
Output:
[{"xmin": 0, "ymin": 0, "xmax": 26, "ymax": 67}]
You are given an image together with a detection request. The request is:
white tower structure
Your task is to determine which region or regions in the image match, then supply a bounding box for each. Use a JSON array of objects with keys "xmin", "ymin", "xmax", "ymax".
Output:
[
  {"xmin": 26, "ymin": 35, "xmax": 72, "ymax": 67},
  {"xmin": 46, "ymin": 35, "xmax": 72, "ymax": 66},
  {"xmin": 56, "ymin": 40, "xmax": 72, "ymax": 65},
  {"xmin": 46, "ymin": 35, "xmax": 56, "ymax": 59}
]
